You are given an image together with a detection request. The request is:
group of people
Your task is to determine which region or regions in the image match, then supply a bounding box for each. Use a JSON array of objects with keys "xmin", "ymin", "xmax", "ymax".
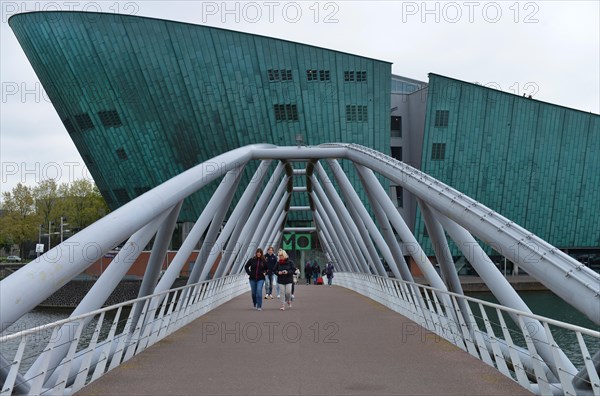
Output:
[
  {"xmin": 303, "ymin": 260, "xmax": 334, "ymax": 286},
  {"xmin": 244, "ymin": 247, "xmax": 334, "ymax": 311}
]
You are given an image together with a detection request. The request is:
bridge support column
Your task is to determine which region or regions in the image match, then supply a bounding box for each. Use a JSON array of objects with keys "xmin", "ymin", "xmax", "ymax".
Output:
[
  {"xmin": 326, "ymin": 160, "xmax": 391, "ymax": 277},
  {"xmin": 311, "ymin": 174, "xmax": 371, "ymax": 273},
  {"xmin": 314, "ymin": 162, "xmax": 382, "ymax": 275},
  {"xmin": 189, "ymin": 168, "xmax": 245, "ymax": 284},
  {"xmin": 208, "ymin": 161, "xmax": 273, "ymax": 279},
  {"xmin": 309, "ymin": 186, "xmax": 362, "ymax": 273},
  {"xmin": 218, "ymin": 162, "xmax": 284, "ymax": 276},
  {"xmin": 228, "ymin": 169, "xmax": 287, "ymax": 273}
]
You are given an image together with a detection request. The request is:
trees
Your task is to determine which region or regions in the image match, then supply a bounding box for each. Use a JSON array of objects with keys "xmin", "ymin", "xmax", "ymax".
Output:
[
  {"xmin": 1, "ymin": 183, "xmax": 39, "ymax": 257},
  {"xmin": 0, "ymin": 180, "xmax": 109, "ymax": 258},
  {"xmin": 58, "ymin": 179, "xmax": 109, "ymax": 232}
]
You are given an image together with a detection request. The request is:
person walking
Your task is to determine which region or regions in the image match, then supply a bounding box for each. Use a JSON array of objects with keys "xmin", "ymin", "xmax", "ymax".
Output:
[
  {"xmin": 264, "ymin": 246, "xmax": 277, "ymax": 299},
  {"xmin": 325, "ymin": 261, "xmax": 334, "ymax": 287},
  {"xmin": 304, "ymin": 261, "xmax": 313, "ymax": 285},
  {"xmin": 291, "ymin": 264, "xmax": 300, "ymax": 300},
  {"xmin": 274, "ymin": 249, "xmax": 295, "ymax": 310},
  {"xmin": 244, "ymin": 248, "xmax": 267, "ymax": 310},
  {"xmin": 311, "ymin": 260, "xmax": 320, "ymax": 285}
]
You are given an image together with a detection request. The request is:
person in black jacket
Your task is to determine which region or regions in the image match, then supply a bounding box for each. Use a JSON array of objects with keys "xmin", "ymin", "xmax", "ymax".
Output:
[
  {"xmin": 311, "ymin": 261, "xmax": 320, "ymax": 284},
  {"xmin": 244, "ymin": 248, "xmax": 267, "ymax": 310},
  {"xmin": 274, "ymin": 249, "xmax": 295, "ymax": 310},
  {"xmin": 325, "ymin": 262, "xmax": 335, "ymax": 287},
  {"xmin": 264, "ymin": 246, "xmax": 277, "ymax": 299},
  {"xmin": 304, "ymin": 261, "xmax": 313, "ymax": 284}
]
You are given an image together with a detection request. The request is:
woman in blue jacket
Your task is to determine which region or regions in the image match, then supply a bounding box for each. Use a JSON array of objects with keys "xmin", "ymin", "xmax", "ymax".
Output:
[{"xmin": 244, "ymin": 248, "xmax": 267, "ymax": 310}]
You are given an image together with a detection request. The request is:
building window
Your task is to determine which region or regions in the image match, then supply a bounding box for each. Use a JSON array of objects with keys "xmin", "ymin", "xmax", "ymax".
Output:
[
  {"xmin": 268, "ymin": 69, "xmax": 292, "ymax": 82},
  {"xmin": 345, "ymin": 105, "xmax": 368, "ymax": 122},
  {"xmin": 286, "ymin": 104, "xmax": 298, "ymax": 120},
  {"xmin": 395, "ymin": 186, "xmax": 403, "ymax": 208},
  {"xmin": 113, "ymin": 188, "xmax": 130, "ymax": 203},
  {"xmin": 431, "ymin": 143, "xmax": 446, "ymax": 160},
  {"xmin": 63, "ymin": 118, "xmax": 76, "ymax": 134},
  {"xmin": 116, "ymin": 148, "xmax": 128, "ymax": 161},
  {"xmin": 74, "ymin": 113, "xmax": 94, "ymax": 131},
  {"xmin": 345, "ymin": 105, "xmax": 355, "ymax": 121},
  {"xmin": 306, "ymin": 69, "xmax": 318, "ymax": 81},
  {"xmin": 100, "ymin": 190, "xmax": 113, "ymax": 205},
  {"xmin": 344, "ymin": 71, "xmax": 366, "ymax": 82},
  {"xmin": 391, "ymin": 147, "xmax": 402, "ymax": 162},
  {"xmin": 434, "ymin": 110, "xmax": 449, "ymax": 127},
  {"xmin": 319, "ymin": 70, "xmax": 330, "ymax": 81},
  {"xmin": 98, "ymin": 110, "xmax": 122, "ymax": 128},
  {"xmin": 274, "ymin": 104, "xmax": 298, "ymax": 121},
  {"xmin": 391, "ymin": 116, "xmax": 402, "ymax": 137},
  {"xmin": 359, "ymin": 105, "xmax": 367, "ymax": 122}
]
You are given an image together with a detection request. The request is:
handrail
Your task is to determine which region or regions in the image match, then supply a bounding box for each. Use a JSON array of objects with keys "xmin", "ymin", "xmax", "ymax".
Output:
[
  {"xmin": 336, "ymin": 272, "xmax": 600, "ymax": 395},
  {"xmin": 351, "ymin": 272, "xmax": 600, "ymax": 338}
]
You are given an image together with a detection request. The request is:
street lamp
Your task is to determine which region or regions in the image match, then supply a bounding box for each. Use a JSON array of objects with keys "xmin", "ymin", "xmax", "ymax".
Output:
[
  {"xmin": 37, "ymin": 224, "xmax": 44, "ymax": 258},
  {"xmin": 48, "ymin": 221, "xmax": 53, "ymax": 250},
  {"xmin": 60, "ymin": 217, "xmax": 69, "ymax": 244}
]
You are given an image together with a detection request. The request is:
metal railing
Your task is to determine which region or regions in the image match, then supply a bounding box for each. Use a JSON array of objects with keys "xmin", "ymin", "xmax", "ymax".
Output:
[
  {"xmin": 0, "ymin": 274, "xmax": 247, "ymax": 395},
  {"xmin": 336, "ymin": 272, "xmax": 600, "ymax": 395}
]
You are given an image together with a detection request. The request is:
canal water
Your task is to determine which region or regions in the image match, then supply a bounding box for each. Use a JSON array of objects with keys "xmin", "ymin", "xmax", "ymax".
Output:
[{"xmin": 467, "ymin": 290, "xmax": 599, "ymax": 367}]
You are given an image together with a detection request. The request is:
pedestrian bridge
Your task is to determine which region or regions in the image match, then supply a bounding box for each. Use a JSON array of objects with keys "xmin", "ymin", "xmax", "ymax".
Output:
[{"xmin": 1, "ymin": 143, "xmax": 599, "ymax": 395}]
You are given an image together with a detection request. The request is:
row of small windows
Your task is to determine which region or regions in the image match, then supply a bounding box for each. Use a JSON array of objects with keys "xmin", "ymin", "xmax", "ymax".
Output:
[
  {"xmin": 346, "ymin": 105, "xmax": 368, "ymax": 122},
  {"xmin": 306, "ymin": 69, "xmax": 330, "ymax": 81},
  {"xmin": 274, "ymin": 104, "xmax": 298, "ymax": 121},
  {"xmin": 273, "ymin": 104, "xmax": 369, "ymax": 122},
  {"xmin": 63, "ymin": 110, "xmax": 122, "ymax": 133},
  {"xmin": 344, "ymin": 71, "xmax": 367, "ymax": 82},
  {"xmin": 434, "ymin": 110, "xmax": 449, "ymax": 127},
  {"xmin": 268, "ymin": 69, "xmax": 366, "ymax": 82},
  {"xmin": 98, "ymin": 110, "xmax": 122, "ymax": 127},
  {"xmin": 268, "ymin": 69, "xmax": 293, "ymax": 82}
]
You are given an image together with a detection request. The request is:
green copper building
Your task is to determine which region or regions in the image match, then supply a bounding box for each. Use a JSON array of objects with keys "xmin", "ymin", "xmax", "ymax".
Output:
[{"xmin": 9, "ymin": 12, "xmax": 599, "ymax": 257}]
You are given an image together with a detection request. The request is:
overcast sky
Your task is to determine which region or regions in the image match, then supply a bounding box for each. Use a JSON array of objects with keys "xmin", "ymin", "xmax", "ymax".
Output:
[{"xmin": 1, "ymin": 0, "xmax": 598, "ymax": 198}]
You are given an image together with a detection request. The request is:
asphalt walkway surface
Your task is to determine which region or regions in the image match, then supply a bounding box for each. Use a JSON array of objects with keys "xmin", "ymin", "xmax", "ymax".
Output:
[{"xmin": 77, "ymin": 283, "xmax": 530, "ymax": 395}]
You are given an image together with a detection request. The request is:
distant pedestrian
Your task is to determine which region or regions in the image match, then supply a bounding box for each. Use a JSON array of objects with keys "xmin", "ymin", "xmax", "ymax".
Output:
[
  {"xmin": 264, "ymin": 246, "xmax": 277, "ymax": 299},
  {"xmin": 291, "ymin": 264, "xmax": 300, "ymax": 300},
  {"xmin": 304, "ymin": 261, "xmax": 313, "ymax": 284},
  {"xmin": 311, "ymin": 260, "xmax": 320, "ymax": 284},
  {"xmin": 244, "ymin": 248, "xmax": 267, "ymax": 310},
  {"xmin": 274, "ymin": 249, "xmax": 295, "ymax": 310},
  {"xmin": 325, "ymin": 262, "xmax": 334, "ymax": 287}
]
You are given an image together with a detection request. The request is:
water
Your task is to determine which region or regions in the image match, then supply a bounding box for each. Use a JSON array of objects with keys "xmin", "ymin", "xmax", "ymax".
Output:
[
  {"xmin": 467, "ymin": 291, "xmax": 600, "ymax": 367},
  {"xmin": 0, "ymin": 307, "xmax": 129, "ymax": 374}
]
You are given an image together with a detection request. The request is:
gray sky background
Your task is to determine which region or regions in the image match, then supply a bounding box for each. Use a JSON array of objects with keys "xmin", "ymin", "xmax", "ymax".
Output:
[{"xmin": 1, "ymin": 0, "xmax": 599, "ymax": 198}]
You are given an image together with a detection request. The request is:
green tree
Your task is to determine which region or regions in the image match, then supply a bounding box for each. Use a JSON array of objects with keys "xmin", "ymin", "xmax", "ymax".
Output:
[
  {"xmin": 33, "ymin": 179, "xmax": 60, "ymax": 227},
  {"xmin": 1, "ymin": 183, "xmax": 39, "ymax": 257},
  {"xmin": 60, "ymin": 179, "xmax": 109, "ymax": 232}
]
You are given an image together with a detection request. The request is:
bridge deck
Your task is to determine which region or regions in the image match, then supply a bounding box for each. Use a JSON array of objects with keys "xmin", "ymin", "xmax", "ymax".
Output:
[{"xmin": 77, "ymin": 284, "xmax": 530, "ymax": 395}]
